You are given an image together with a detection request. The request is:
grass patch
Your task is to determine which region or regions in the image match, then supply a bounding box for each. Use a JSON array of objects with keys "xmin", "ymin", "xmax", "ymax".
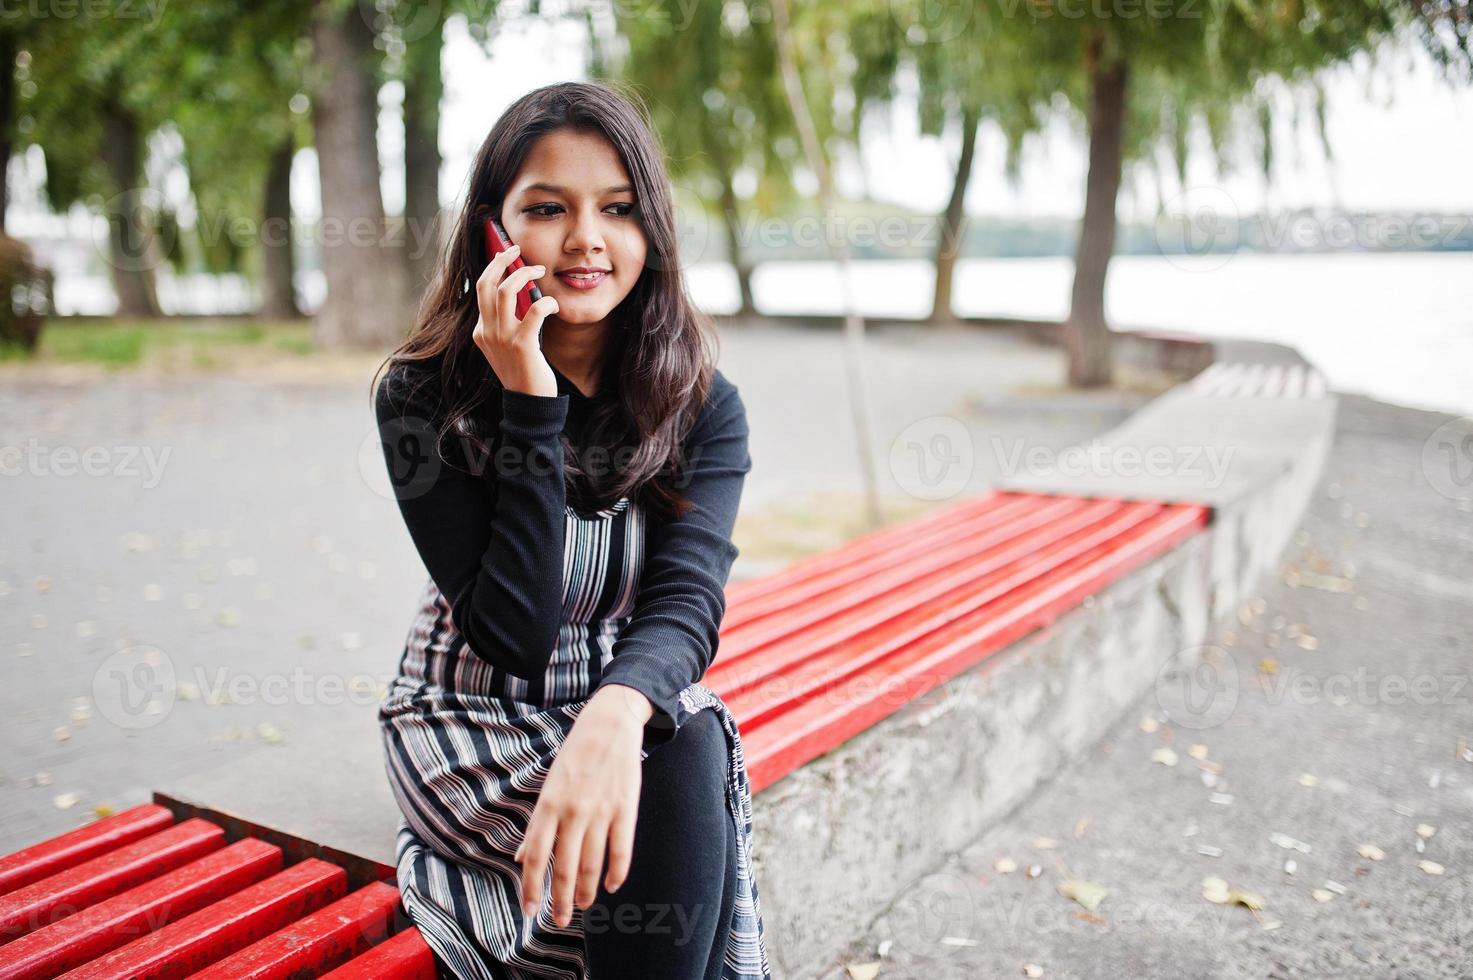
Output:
[
  {"xmin": 734, "ymin": 490, "xmax": 942, "ymax": 564},
  {"xmin": 4, "ymin": 316, "xmax": 317, "ymax": 372}
]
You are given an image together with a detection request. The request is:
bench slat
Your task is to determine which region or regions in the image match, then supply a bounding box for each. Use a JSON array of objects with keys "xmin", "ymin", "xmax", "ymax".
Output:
[
  {"xmin": 722, "ymin": 494, "xmax": 1067, "ymax": 632},
  {"xmin": 0, "ymin": 804, "xmax": 176, "ymax": 898},
  {"xmin": 717, "ymin": 500, "xmax": 1166, "ymax": 728},
  {"xmin": 188, "ymin": 881, "xmax": 400, "ymax": 980},
  {"xmin": 0, "ymin": 838, "xmax": 281, "ymax": 980},
  {"xmin": 56, "ymin": 858, "xmax": 347, "ymax": 979},
  {"xmin": 0, "ymin": 819, "xmax": 226, "ymax": 947},
  {"xmin": 318, "ymin": 926, "xmax": 438, "ymax": 979},
  {"xmin": 738, "ymin": 502, "xmax": 1208, "ymax": 792}
]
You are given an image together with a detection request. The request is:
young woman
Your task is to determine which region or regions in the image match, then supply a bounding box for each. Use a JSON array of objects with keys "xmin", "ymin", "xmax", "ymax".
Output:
[{"xmin": 370, "ymin": 81, "xmax": 771, "ymax": 979}]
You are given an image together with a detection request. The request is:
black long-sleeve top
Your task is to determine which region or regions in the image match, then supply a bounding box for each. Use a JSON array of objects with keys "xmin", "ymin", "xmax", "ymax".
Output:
[{"xmin": 374, "ymin": 357, "xmax": 752, "ymax": 752}]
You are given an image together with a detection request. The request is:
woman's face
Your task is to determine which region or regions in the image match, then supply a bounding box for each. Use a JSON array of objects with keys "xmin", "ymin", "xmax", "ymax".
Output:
[{"xmin": 500, "ymin": 128, "xmax": 649, "ymax": 331}]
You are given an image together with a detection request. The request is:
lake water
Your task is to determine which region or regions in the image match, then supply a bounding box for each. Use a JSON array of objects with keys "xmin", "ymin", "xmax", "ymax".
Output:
[{"xmin": 50, "ymin": 251, "xmax": 1471, "ymax": 417}]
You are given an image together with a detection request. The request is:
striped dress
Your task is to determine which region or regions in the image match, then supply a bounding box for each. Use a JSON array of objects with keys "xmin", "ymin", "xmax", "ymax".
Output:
[{"xmin": 378, "ymin": 493, "xmax": 772, "ymax": 979}]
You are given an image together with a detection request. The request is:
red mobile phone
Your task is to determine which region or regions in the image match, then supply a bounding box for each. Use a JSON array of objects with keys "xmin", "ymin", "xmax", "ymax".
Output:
[{"xmin": 484, "ymin": 216, "xmax": 544, "ymax": 323}]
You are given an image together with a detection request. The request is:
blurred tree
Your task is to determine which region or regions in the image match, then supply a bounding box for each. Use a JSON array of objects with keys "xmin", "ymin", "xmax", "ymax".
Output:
[
  {"xmin": 847, "ymin": 0, "xmax": 1057, "ymax": 323},
  {"xmin": 308, "ymin": 0, "xmax": 411, "ymax": 347},
  {"xmin": 1401, "ymin": 0, "xmax": 1473, "ymax": 78},
  {"xmin": 369, "ymin": 0, "xmax": 454, "ymax": 295},
  {"xmin": 606, "ymin": 0, "xmax": 801, "ymax": 316},
  {"xmin": 17, "ymin": 13, "xmax": 168, "ymax": 317},
  {"xmin": 1030, "ymin": 0, "xmax": 1400, "ymax": 387},
  {"xmin": 150, "ymin": 0, "xmax": 313, "ymax": 319}
]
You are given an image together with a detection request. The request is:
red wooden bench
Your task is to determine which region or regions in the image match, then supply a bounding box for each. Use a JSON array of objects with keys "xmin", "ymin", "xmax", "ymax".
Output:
[{"xmin": 0, "ymin": 489, "xmax": 1207, "ymax": 978}]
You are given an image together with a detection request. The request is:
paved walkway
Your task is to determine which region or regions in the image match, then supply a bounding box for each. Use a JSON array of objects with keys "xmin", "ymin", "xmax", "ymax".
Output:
[
  {"xmin": 0, "ymin": 321, "xmax": 1151, "ymax": 855},
  {"xmin": 835, "ymin": 393, "xmax": 1473, "ymax": 979}
]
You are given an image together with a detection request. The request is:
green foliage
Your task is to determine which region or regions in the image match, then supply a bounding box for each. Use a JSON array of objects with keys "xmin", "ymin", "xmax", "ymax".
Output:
[{"xmin": 609, "ymin": 0, "xmax": 812, "ymax": 221}]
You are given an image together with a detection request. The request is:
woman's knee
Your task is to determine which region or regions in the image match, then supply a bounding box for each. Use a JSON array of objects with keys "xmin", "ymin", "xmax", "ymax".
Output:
[{"xmin": 642, "ymin": 708, "xmax": 729, "ymax": 790}]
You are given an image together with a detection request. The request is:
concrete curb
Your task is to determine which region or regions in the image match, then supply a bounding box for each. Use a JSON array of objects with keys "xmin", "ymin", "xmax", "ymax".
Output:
[{"xmin": 752, "ymin": 337, "xmax": 1338, "ymax": 977}]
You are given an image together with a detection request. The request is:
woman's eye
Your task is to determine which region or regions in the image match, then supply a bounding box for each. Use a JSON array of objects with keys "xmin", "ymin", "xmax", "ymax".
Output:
[{"xmin": 524, "ymin": 203, "xmax": 635, "ymax": 218}]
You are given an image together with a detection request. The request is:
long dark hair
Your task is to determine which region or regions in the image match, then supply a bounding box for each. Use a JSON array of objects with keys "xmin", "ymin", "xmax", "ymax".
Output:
[{"xmin": 370, "ymin": 79, "xmax": 720, "ymax": 523}]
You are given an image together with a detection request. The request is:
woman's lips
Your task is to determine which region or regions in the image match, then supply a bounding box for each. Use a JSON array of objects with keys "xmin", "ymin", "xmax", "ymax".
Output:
[{"xmin": 555, "ymin": 270, "xmax": 609, "ymax": 290}]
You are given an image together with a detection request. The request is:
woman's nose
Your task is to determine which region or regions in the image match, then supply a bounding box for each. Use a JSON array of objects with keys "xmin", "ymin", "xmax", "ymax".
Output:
[{"xmin": 563, "ymin": 207, "xmax": 606, "ymax": 255}]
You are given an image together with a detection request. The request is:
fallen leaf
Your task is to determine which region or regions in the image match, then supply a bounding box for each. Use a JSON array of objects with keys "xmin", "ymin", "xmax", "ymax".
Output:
[
  {"xmin": 1151, "ymin": 747, "xmax": 1179, "ymax": 767},
  {"xmin": 844, "ymin": 963, "xmax": 880, "ymax": 980},
  {"xmin": 1057, "ymin": 878, "xmax": 1108, "ymax": 912},
  {"xmin": 1312, "ymin": 888, "xmax": 1335, "ymax": 902},
  {"xmin": 1419, "ymin": 860, "xmax": 1445, "ymax": 876},
  {"xmin": 995, "ymin": 857, "xmax": 1017, "ymax": 874},
  {"xmin": 1358, "ymin": 843, "xmax": 1384, "ymax": 861}
]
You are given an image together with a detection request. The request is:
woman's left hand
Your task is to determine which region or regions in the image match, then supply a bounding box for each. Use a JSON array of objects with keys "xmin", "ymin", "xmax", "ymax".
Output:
[{"xmin": 514, "ymin": 684, "xmax": 651, "ymax": 927}]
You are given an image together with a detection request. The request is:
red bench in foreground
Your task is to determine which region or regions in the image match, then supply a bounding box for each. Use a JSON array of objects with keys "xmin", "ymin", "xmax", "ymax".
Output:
[{"xmin": 0, "ymin": 489, "xmax": 1207, "ymax": 978}]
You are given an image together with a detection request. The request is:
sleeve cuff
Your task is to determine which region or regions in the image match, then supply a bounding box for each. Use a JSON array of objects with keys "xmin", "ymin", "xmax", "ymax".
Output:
[{"xmin": 501, "ymin": 387, "xmax": 569, "ymax": 433}]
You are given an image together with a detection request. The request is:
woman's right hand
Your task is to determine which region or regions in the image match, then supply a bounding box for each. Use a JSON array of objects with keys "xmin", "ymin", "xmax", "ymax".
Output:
[{"xmin": 472, "ymin": 242, "xmax": 561, "ymax": 398}]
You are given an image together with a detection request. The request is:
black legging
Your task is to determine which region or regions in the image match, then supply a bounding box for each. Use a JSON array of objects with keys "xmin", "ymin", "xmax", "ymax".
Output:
[{"xmin": 583, "ymin": 707, "xmax": 739, "ymax": 979}]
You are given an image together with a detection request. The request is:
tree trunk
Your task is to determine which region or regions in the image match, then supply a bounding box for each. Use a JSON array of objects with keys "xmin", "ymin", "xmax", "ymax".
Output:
[
  {"xmin": 701, "ymin": 120, "xmax": 756, "ymax": 317},
  {"xmin": 1065, "ymin": 35, "xmax": 1128, "ymax": 388},
  {"xmin": 309, "ymin": 0, "xmax": 410, "ymax": 348},
  {"xmin": 403, "ymin": 8, "xmax": 447, "ymax": 298},
  {"xmin": 930, "ymin": 102, "xmax": 980, "ymax": 325},
  {"xmin": 260, "ymin": 136, "xmax": 301, "ymax": 319},
  {"xmin": 99, "ymin": 99, "xmax": 163, "ymax": 318},
  {"xmin": 719, "ymin": 178, "xmax": 756, "ymax": 317}
]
